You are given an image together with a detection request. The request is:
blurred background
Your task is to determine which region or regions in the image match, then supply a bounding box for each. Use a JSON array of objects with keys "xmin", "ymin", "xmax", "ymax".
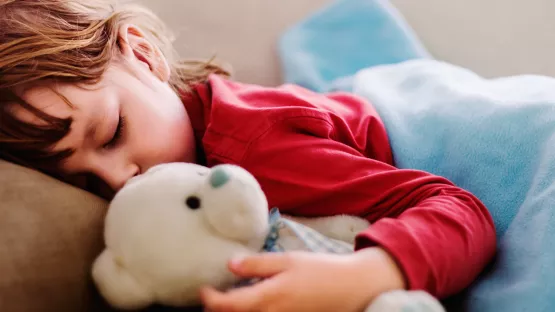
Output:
[{"xmin": 137, "ymin": 0, "xmax": 555, "ymax": 86}]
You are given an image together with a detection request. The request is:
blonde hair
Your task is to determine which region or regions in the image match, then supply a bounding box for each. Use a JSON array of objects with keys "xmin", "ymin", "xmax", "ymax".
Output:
[{"xmin": 0, "ymin": 0, "xmax": 229, "ymax": 174}]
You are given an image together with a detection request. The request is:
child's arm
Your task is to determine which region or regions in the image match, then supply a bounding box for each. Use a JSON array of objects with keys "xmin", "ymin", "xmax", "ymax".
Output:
[
  {"xmin": 244, "ymin": 130, "xmax": 495, "ymax": 299},
  {"xmin": 237, "ymin": 90, "xmax": 497, "ymax": 300}
]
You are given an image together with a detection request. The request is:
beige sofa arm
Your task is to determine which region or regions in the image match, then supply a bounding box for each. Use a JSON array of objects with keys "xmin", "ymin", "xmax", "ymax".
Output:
[{"xmin": 0, "ymin": 160, "xmax": 113, "ymax": 311}]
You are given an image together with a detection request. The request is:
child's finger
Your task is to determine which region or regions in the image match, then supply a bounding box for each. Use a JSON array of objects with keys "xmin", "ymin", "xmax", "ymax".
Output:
[
  {"xmin": 200, "ymin": 283, "xmax": 270, "ymax": 312},
  {"xmin": 228, "ymin": 252, "xmax": 296, "ymax": 278}
]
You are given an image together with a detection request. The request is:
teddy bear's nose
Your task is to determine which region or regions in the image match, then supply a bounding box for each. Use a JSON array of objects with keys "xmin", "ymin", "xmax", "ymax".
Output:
[{"xmin": 209, "ymin": 166, "xmax": 230, "ymax": 188}]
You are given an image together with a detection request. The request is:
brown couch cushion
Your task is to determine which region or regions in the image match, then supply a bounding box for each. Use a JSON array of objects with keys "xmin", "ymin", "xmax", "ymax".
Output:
[
  {"xmin": 0, "ymin": 159, "xmax": 114, "ymax": 312},
  {"xmin": 0, "ymin": 160, "xmax": 205, "ymax": 312}
]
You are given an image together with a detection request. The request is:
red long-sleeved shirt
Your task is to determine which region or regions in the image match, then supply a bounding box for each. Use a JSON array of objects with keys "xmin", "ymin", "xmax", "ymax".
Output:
[{"xmin": 183, "ymin": 74, "xmax": 496, "ymax": 299}]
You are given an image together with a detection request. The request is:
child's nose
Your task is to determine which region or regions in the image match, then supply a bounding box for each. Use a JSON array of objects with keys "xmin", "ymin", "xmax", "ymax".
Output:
[
  {"xmin": 97, "ymin": 164, "xmax": 140, "ymax": 192},
  {"xmin": 209, "ymin": 166, "xmax": 230, "ymax": 188}
]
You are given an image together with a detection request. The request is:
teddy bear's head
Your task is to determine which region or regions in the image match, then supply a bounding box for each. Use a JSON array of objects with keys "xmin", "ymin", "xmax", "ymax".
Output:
[{"xmin": 92, "ymin": 163, "xmax": 270, "ymax": 310}]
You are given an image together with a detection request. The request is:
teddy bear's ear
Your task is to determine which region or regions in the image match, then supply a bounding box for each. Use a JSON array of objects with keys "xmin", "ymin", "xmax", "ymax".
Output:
[{"xmin": 92, "ymin": 249, "xmax": 154, "ymax": 310}]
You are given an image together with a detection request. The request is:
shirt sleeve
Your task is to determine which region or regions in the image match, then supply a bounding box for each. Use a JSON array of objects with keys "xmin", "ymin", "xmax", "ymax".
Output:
[{"xmin": 238, "ymin": 91, "xmax": 496, "ymax": 299}]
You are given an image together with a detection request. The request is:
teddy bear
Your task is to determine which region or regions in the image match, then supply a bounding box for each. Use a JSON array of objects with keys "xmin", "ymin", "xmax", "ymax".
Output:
[{"xmin": 91, "ymin": 162, "xmax": 445, "ymax": 312}]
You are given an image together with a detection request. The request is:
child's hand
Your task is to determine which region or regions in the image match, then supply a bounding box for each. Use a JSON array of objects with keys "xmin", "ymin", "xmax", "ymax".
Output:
[{"xmin": 200, "ymin": 247, "xmax": 406, "ymax": 312}]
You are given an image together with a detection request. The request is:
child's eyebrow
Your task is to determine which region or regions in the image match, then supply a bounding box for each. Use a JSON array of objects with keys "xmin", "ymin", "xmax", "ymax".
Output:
[{"xmin": 53, "ymin": 111, "xmax": 98, "ymax": 153}]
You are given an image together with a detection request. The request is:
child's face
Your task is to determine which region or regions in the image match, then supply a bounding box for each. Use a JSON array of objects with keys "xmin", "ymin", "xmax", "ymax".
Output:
[{"xmin": 15, "ymin": 27, "xmax": 197, "ymax": 192}]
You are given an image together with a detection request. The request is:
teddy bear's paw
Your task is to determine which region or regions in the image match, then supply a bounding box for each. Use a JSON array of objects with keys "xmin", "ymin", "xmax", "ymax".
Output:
[
  {"xmin": 365, "ymin": 290, "xmax": 445, "ymax": 312},
  {"xmin": 92, "ymin": 250, "xmax": 154, "ymax": 310}
]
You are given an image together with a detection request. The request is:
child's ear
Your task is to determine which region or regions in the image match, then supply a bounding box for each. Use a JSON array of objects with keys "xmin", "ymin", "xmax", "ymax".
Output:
[{"xmin": 117, "ymin": 24, "xmax": 171, "ymax": 82}]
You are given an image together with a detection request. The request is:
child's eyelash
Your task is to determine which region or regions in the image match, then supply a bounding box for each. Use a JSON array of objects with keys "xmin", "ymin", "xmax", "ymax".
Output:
[{"xmin": 103, "ymin": 116, "xmax": 126, "ymax": 149}]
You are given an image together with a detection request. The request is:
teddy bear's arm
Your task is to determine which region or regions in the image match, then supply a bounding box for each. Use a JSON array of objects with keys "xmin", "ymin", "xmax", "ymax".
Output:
[
  {"xmin": 92, "ymin": 249, "xmax": 155, "ymax": 310},
  {"xmin": 284, "ymin": 214, "xmax": 370, "ymax": 244}
]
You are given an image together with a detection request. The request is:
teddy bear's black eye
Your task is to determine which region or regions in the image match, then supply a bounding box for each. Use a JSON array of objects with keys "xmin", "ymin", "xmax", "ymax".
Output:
[{"xmin": 185, "ymin": 196, "xmax": 201, "ymax": 210}]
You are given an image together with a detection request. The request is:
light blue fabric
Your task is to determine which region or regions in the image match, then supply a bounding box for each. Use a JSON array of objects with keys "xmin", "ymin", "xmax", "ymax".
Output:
[
  {"xmin": 351, "ymin": 59, "xmax": 555, "ymax": 311},
  {"xmin": 278, "ymin": 0, "xmax": 430, "ymax": 93}
]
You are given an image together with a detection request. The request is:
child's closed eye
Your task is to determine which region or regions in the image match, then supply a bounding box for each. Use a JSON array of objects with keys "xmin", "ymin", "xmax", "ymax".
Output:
[{"xmin": 103, "ymin": 116, "xmax": 126, "ymax": 149}]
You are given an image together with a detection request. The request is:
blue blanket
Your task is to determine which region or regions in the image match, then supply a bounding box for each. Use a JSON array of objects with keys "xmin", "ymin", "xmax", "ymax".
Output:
[
  {"xmin": 279, "ymin": 0, "xmax": 430, "ymax": 93},
  {"xmin": 353, "ymin": 60, "xmax": 555, "ymax": 311},
  {"xmin": 279, "ymin": 1, "xmax": 555, "ymax": 311}
]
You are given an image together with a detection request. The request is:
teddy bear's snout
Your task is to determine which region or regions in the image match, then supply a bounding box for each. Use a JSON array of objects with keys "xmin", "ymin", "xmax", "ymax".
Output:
[{"xmin": 209, "ymin": 167, "xmax": 231, "ymax": 189}]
